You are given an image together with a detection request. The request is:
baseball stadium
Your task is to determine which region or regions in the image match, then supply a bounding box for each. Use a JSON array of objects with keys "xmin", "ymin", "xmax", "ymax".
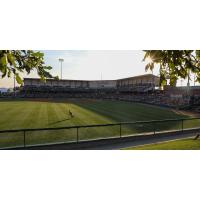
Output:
[{"xmin": 1, "ymin": 51, "xmax": 200, "ymax": 150}]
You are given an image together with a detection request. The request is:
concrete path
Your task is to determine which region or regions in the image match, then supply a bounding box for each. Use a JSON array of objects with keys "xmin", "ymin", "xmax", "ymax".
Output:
[
  {"xmin": 88, "ymin": 132, "xmax": 197, "ymax": 150},
  {"xmin": 22, "ymin": 131, "xmax": 199, "ymax": 150}
]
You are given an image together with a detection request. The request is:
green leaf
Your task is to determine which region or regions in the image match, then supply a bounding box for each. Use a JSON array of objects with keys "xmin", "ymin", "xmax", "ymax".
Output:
[
  {"xmin": 54, "ymin": 76, "xmax": 59, "ymax": 80},
  {"xmin": 7, "ymin": 53, "xmax": 16, "ymax": 67},
  {"xmin": 0, "ymin": 54, "xmax": 7, "ymax": 73},
  {"xmin": 32, "ymin": 52, "xmax": 44, "ymax": 58},
  {"xmin": 0, "ymin": 54, "xmax": 7, "ymax": 66},
  {"xmin": 15, "ymin": 74, "xmax": 23, "ymax": 84}
]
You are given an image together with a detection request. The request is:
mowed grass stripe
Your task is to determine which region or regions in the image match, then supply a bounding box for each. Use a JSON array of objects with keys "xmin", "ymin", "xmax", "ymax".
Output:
[
  {"xmin": 69, "ymin": 101, "xmax": 141, "ymax": 138},
  {"xmin": 21, "ymin": 102, "xmax": 43, "ymax": 129},
  {"xmin": 75, "ymin": 100, "xmax": 182, "ymax": 122},
  {"xmin": 66, "ymin": 103, "xmax": 117, "ymax": 139},
  {"xmin": 0, "ymin": 102, "xmax": 37, "ymax": 130},
  {"xmin": 0, "ymin": 102, "xmax": 22, "ymax": 126},
  {"xmin": 75, "ymin": 101, "xmax": 125, "ymax": 121},
  {"xmin": 66, "ymin": 103, "xmax": 113, "ymax": 125},
  {"xmin": 104, "ymin": 101, "xmax": 183, "ymax": 120},
  {"xmin": 19, "ymin": 102, "xmax": 41, "ymax": 129},
  {"xmin": 74, "ymin": 102, "xmax": 153, "ymax": 134},
  {"xmin": 56, "ymin": 102, "xmax": 118, "ymax": 139},
  {"xmin": 47, "ymin": 102, "xmax": 68, "ymax": 127},
  {"xmin": 46, "ymin": 102, "xmax": 64, "ymax": 127},
  {"xmin": 30, "ymin": 102, "xmax": 47, "ymax": 128}
]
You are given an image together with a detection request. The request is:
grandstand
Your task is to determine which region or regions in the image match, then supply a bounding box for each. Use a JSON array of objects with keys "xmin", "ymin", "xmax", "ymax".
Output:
[
  {"xmin": 23, "ymin": 74, "xmax": 159, "ymax": 89},
  {"xmin": 21, "ymin": 74, "xmax": 159, "ymax": 98},
  {"xmin": 19, "ymin": 73, "xmax": 200, "ymax": 109}
]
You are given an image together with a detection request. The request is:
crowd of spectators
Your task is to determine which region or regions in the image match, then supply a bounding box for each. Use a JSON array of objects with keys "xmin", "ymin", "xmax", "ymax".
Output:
[{"xmin": 0, "ymin": 85, "xmax": 196, "ymax": 109}]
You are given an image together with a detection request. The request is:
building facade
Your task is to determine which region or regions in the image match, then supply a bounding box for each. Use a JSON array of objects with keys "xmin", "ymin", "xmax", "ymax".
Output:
[{"xmin": 23, "ymin": 74, "xmax": 159, "ymax": 90}]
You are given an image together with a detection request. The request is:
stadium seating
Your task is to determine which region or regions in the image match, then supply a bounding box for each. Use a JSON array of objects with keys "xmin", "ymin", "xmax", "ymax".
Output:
[{"xmin": 14, "ymin": 76, "xmax": 200, "ymax": 109}]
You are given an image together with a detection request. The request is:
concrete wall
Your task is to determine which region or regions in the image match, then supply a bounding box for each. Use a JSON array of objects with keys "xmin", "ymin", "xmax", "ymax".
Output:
[
  {"xmin": 117, "ymin": 74, "xmax": 160, "ymax": 87},
  {"xmin": 89, "ymin": 80, "xmax": 117, "ymax": 88}
]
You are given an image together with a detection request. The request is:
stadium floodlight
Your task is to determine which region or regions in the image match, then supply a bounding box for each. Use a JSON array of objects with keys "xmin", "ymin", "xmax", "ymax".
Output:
[
  {"xmin": 58, "ymin": 58, "xmax": 64, "ymax": 79},
  {"xmin": 13, "ymin": 74, "xmax": 16, "ymax": 97}
]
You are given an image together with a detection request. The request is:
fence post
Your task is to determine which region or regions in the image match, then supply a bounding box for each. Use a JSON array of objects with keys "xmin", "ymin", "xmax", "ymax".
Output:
[
  {"xmin": 119, "ymin": 124, "xmax": 122, "ymax": 138},
  {"xmin": 24, "ymin": 131, "xmax": 26, "ymax": 148},
  {"xmin": 77, "ymin": 127, "xmax": 79, "ymax": 143}
]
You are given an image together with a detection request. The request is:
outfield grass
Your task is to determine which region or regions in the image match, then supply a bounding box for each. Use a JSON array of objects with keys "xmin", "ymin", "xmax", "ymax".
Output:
[
  {"xmin": 0, "ymin": 98, "xmax": 198, "ymax": 148},
  {"xmin": 124, "ymin": 138, "xmax": 200, "ymax": 150}
]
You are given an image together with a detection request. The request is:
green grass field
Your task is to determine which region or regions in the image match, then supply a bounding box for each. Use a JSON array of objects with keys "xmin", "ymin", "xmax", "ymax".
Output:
[
  {"xmin": 0, "ymin": 98, "xmax": 199, "ymax": 148},
  {"xmin": 124, "ymin": 138, "xmax": 200, "ymax": 150}
]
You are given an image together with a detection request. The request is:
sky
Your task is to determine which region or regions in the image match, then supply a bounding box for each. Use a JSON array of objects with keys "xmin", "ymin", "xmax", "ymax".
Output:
[
  {"xmin": 0, "ymin": 50, "xmax": 193, "ymax": 88},
  {"xmin": 42, "ymin": 50, "xmax": 159, "ymax": 80},
  {"xmin": 0, "ymin": 50, "xmax": 158, "ymax": 88}
]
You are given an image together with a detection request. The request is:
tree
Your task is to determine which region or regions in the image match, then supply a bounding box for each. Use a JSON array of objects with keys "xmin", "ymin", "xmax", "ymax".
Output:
[
  {"xmin": 0, "ymin": 50, "xmax": 54, "ymax": 84},
  {"xmin": 143, "ymin": 50, "xmax": 200, "ymax": 86}
]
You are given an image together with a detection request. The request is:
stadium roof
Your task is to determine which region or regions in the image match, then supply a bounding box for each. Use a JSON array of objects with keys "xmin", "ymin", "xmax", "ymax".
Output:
[
  {"xmin": 24, "ymin": 74, "xmax": 159, "ymax": 82},
  {"xmin": 117, "ymin": 74, "xmax": 159, "ymax": 81}
]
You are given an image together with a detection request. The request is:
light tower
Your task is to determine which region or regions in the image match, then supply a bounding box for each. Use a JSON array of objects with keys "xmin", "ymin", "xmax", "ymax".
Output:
[
  {"xmin": 58, "ymin": 58, "xmax": 64, "ymax": 79},
  {"xmin": 14, "ymin": 74, "xmax": 16, "ymax": 97}
]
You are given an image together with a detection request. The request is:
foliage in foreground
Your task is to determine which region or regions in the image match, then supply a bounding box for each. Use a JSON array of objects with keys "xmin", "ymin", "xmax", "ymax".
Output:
[
  {"xmin": 0, "ymin": 50, "xmax": 54, "ymax": 84},
  {"xmin": 143, "ymin": 50, "xmax": 200, "ymax": 86}
]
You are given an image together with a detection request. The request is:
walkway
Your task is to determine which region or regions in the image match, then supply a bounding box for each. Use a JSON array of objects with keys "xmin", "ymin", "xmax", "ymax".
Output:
[{"xmin": 23, "ymin": 131, "xmax": 199, "ymax": 150}]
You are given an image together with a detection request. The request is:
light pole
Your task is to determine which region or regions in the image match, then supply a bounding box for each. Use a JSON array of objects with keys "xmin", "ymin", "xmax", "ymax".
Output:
[
  {"xmin": 187, "ymin": 69, "xmax": 190, "ymax": 87},
  {"xmin": 14, "ymin": 74, "xmax": 16, "ymax": 97},
  {"xmin": 58, "ymin": 58, "xmax": 64, "ymax": 79}
]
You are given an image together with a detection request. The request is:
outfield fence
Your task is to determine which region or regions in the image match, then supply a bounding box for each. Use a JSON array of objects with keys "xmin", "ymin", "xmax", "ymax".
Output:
[{"xmin": 0, "ymin": 117, "xmax": 200, "ymax": 149}]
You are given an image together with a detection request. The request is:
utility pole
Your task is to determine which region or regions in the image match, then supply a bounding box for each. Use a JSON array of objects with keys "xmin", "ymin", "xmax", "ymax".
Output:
[
  {"xmin": 58, "ymin": 58, "xmax": 64, "ymax": 79},
  {"xmin": 101, "ymin": 73, "xmax": 103, "ymax": 89}
]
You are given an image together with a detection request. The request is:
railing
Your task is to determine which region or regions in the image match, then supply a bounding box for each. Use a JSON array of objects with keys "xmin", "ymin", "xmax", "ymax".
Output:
[{"xmin": 0, "ymin": 117, "xmax": 200, "ymax": 149}]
